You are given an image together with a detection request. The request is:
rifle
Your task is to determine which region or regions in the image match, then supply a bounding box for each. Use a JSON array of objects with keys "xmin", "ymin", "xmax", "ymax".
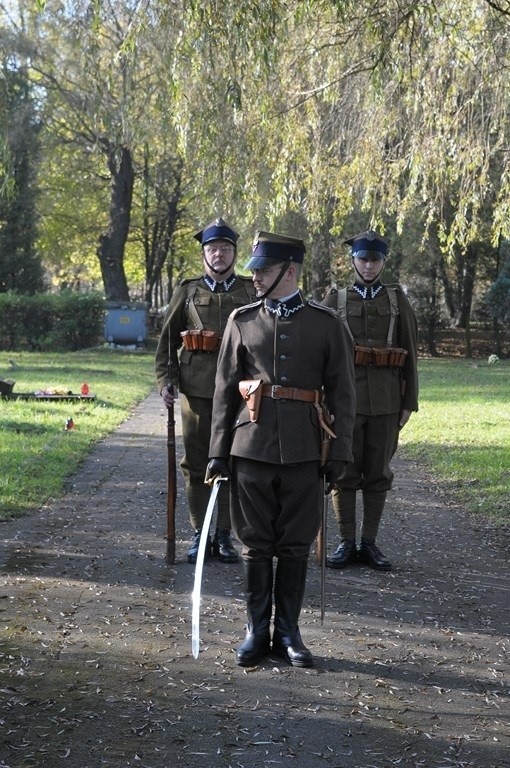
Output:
[{"xmin": 166, "ymin": 363, "xmax": 177, "ymax": 564}]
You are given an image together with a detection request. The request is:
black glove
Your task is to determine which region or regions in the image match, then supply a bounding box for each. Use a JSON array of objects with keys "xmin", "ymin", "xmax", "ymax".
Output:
[
  {"xmin": 205, "ymin": 458, "xmax": 231, "ymax": 485},
  {"xmin": 320, "ymin": 460, "xmax": 345, "ymax": 494}
]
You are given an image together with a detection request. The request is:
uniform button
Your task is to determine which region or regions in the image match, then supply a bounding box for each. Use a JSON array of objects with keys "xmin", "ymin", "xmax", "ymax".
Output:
[
  {"xmin": 280, "ymin": 354, "xmax": 287, "ymax": 360},
  {"xmin": 280, "ymin": 376, "xmax": 288, "ymax": 382},
  {"xmin": 280, "ymin": 334, "xmax": 287, "ymax": 340}
]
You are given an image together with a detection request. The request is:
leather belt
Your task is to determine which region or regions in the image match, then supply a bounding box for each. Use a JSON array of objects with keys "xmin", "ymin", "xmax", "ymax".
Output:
[{"xmin": 261, "ymin": 384, "xmax": 319, "ymax": 403}]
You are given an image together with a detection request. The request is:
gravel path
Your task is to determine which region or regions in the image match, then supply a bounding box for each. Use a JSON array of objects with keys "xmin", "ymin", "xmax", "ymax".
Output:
[{"xmin": 1, "ymin": 389, "xmax": 509, "ymax": 768}]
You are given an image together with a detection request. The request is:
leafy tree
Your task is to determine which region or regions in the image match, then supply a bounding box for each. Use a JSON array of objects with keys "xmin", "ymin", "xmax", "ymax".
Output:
[
  {"xmin": 3, "ymin": 0, "xmax": 510, "ymax": 355},
  {"xmin": 0, "ymin": 58, "xmax": 44, "ymax": 293}
]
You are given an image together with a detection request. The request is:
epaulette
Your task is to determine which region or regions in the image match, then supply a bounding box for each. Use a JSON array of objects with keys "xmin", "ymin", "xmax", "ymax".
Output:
[
  {"xmin": 176, "ymin": 276, "xmax": 202, "ymax": 287},
  {"xmin": 307, "ymin": 299, "xmax": 337, "ymax": 317},
  {"xmin": 236, "ymin": 274, "xmax": 255, "ymax": 283},
  {"xmin": 231, "ymin": 300, "xmax": 263, "ymax": 317}
]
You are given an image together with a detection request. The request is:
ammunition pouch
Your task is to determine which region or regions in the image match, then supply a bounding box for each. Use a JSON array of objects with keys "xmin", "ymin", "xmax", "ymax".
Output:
[
  {"xmin": 353, "ymin": 346, "xmax": 372, "ymax": 366},
  {"xmin": 239, "ymin": 379, "xmax": 264, "ymax": 422},
  {"xmin": 354, "ymin": 345, "xmax": 407, "ymax": 368},
  {"xmin": 388, "ymin": 348, "xmax": 408, "ymax": 367},
  {"xmin": 180, "ymin": 329, "xmax": 221, "ymax": 352}
]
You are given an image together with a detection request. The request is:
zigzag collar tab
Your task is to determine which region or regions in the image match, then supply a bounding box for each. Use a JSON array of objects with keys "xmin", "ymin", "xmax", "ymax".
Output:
[
  {"xmin": 204, "ymin": 274, "xmax": 236, "ymax": 292},
  {"xmin": 353, "ymin": 280, "xmax": 383, "ymax": 299},
  {"xmin": 264, "ymin": 291, "xmax": 304, "ymax": 318}
]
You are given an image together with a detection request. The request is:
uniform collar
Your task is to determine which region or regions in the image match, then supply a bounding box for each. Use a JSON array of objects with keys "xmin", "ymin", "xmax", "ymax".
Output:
[
  {"xmin": 353, "ymin": 279, "xmax": 383, "ymax": 299},
  {"xmin": 264, "ymin": 290, "xmax": 305, "ymax": 318},
  {"xmin": 203, "ymin": 274, "xmax": 236, "ymax": 292}
]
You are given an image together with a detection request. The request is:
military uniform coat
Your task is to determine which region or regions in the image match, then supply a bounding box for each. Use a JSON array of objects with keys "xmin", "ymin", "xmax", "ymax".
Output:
[
  {"xmin": 209, "ymin": 294, "xmax": 356, "ymax": 465},
  {"xmin": 322, "ymin": 281, "xmax": 419, "ymax": 493},
  {"xmin": 322, "ymin": 284, "xmax": 418, "ymax": 415},
  {"xmin": 209, "ymin": 292, "xmax": 356, "ymax": 559},
  {"xmin": 154, "ymin": 274, "xmax": 256, "ymax": 530},
  {"xmin": 155, "ymin": 275, "xmax": 256, "ymax": 398}
]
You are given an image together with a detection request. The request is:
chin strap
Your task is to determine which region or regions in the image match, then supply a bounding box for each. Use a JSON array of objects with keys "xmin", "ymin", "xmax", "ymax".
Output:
[
  {"xmin": 203, "ymin": 250, "xmax": 236, "ymax": 277},
  {"xmin": 257, "ymin": 260, "xmax": 291, "ymax": 300},
  {"xmin": 352, "ymin": 258, "xmax": 385, "ymax": 285}
]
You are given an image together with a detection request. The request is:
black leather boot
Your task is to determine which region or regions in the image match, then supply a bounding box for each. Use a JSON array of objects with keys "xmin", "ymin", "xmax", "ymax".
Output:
[
  {"xmin": 357, "ymin": 539, "xmax": 392, "ymax": 571},
  {"xmin": 212, "ymin": 529, "xmax": 239, "ymax": 563},
  {"xmin": 272, "ymin": 557, "xmax": 313, "ymax": 668},
  {"xmin": 187, "ymin": 529, "xmax": 212, "ymax": 564},
  {"xmin": 326, "ymin": 538, "xmax": 357, "ymax": 569},
  {"xmin": 236, "ymin": 559, "xmax": 273, "ymax": 667}
]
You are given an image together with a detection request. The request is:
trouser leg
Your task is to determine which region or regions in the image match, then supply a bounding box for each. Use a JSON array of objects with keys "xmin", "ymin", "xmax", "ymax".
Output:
[
  {"xmin": 236, "ymin": 559, "xmax": 273, "ymax": 667},
  {"xmin": 186, "ymin": 484, "xmax": 210, "ymax": 531},
  {"xmin": 185, "ymin": 485, "xmax": 213, "ymax": 563},
  {"xmin": 230, "ymin": 458, "xmax": 321, "ymax": 560},
  {"xmin": 180, "ymin": 395, "xmax": 237, "ymax": 562},
  {"xmin": 272, "ymin": 557, "xmax": 313, "ymax": 668}
]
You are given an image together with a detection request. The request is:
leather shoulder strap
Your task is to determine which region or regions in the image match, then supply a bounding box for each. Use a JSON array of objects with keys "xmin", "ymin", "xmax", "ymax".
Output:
[
  {"xmin": 335, "ymin": 287, "xmax": 348, "ymax": 320},
  {"xmin": 386, "ymin": 286, "xmax": 399, "ymax": 347},
  {"xmin": 333, "ymin": 288, "xmax": 354, "ymax": 343},
  {"xmin": 185, "ymin": 280, "xmax": 205, "ymax": 330}
]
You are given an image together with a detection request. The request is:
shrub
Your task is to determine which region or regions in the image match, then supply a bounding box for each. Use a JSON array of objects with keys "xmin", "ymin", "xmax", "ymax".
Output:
[
  {"xmin": 485, "ymin": 258, "xmax": 510, "ymax": 328},
  {"xmin": 0, "ymin": 292, "xmax": 105, "ymax": 351}
]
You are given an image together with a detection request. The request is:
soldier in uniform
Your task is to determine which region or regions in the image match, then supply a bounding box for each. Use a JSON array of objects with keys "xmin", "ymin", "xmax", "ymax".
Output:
[
  {"xmin": 155, "ymin": 217, "xmax": 256, "ymax": 564},
  {"xmin": 322, "ymin": 229, "xmax": 419, "ymax": 571},
  {"xmin": 205, "ymin": 231, "xmax": 356, "ymax": 668}
]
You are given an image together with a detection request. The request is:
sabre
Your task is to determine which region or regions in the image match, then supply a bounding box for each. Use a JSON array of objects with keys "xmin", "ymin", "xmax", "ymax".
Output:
[
  {"xmin": 320, "ymin": 477, "xmax": 328, "ymax": 625},
  {"xmin": 316, "ymin": 408, "xmax": 334, "ymax": 626},
  {"xmin": 191, "ymin": 475, "xmax": 228, "ymax": 659}
]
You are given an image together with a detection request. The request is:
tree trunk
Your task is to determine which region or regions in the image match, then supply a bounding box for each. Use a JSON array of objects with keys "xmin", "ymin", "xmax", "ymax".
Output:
[
  {"xmin": 141, "ymin": 152, "xmax": 183, "ymax": 308},
  {"xmin": 426, "ymin": 258, "xmax": 439, "ymax": 356},
  {"xmin": 144, "ymin": 191, "xmax": 181, "ymax": 307},
  {"xmin": 459, "ymin": 243, "xmax": 478, "ymax": 330},
  {"xmin": 97, "ymin": 144, "xmax": 134, "ymax": 302},
  {"xmin": 438, "ymin": 254, "xmax": 457, "ymax": 325},
  {"xmin": 309, "ymin": 209, "xmax": 334, "ymax": 300}
]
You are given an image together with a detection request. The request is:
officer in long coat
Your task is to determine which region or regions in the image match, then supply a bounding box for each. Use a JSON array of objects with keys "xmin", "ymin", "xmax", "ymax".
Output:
[
  {"xmin": 322, "ymin": 229, "xmax": 419, "ymax": 571},
  {"xmin": 206, "ymin": 231, "xmax": 356, "ymax": 668},
  {"xmin": 155, "ymin": 217, "xmax": 256, "ymax": 563}
]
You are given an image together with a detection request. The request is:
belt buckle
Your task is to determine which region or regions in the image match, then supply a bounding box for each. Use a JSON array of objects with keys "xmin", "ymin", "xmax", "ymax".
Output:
[{"xmin": 271, "ymin": 385, "xmax": 282, "ymax": 399}]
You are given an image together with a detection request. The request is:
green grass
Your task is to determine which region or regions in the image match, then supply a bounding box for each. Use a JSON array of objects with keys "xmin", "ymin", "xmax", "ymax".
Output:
[
  {"xmin": 1, "ymin": 351, "xmax": 509, "ymax": 525},
  {"xmin": 0, "ymin": 348, "xmax": 156, "ymax": 520},
  {"xmin": 399, "ymin": 357, "xmax": 509, "ymax": 522}
]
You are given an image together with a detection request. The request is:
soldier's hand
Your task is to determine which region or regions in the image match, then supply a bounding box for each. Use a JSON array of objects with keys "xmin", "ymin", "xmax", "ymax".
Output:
[
  {"xmin": 161, "ymin": 384, "xmax": 177, "ymax": 408},
  {"xmin": 399, "ymin": 409, "xmax": 411, "ymax": 429},
  {"xmin": 205, "ymin": 458, "xmax": 230, "ymax": 485},
  {"xmin": 320, "ymin": 460, "xmax": 346, "ymax": 494}
]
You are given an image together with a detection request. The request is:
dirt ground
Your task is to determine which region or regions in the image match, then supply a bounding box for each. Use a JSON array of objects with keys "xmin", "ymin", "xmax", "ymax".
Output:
[{"xmin": 1, "ymin": 389, "xmax": 509, "ymax": 768}]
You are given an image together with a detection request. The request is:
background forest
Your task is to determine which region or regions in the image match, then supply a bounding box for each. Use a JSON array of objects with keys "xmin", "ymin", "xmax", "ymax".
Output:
[{"xmin": 1, "ymin": 0, "xmax": 510, "ymax": 355}]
